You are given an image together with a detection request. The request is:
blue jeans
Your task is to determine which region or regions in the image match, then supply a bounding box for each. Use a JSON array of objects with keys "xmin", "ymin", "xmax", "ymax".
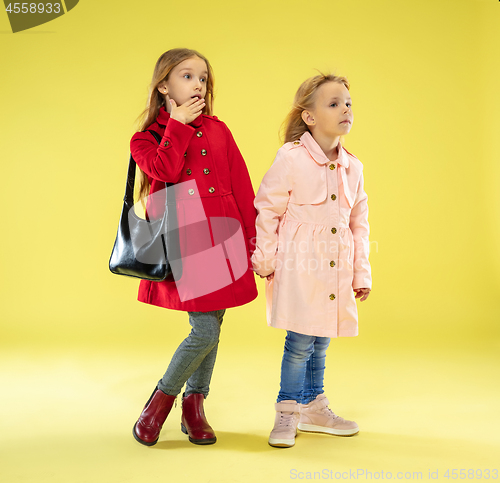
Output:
[
  {"xmin": 158, "ymin": 309, "xmax": 225, "ymax": 398},
  {"xmin": 277, "ymin": 330, "xmax": 331, "ymax": 404}
]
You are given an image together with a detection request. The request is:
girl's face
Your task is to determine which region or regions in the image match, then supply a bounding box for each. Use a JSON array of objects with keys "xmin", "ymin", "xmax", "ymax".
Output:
[
  {"xmin": 305, "ymin": 82, "xmax": 353, "ymax": 140},
  {"xmin": 158, "ymin": 56, "xmax": 208, "ymax": 106}
]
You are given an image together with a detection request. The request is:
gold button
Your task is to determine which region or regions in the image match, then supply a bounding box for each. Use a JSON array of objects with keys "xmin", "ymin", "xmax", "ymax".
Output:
[
  {"xmin": 293, "ymin": 141, "xmax": 300, "ymax": 145},
  {"xmin": 163, "ymin": 141, "xmax": 169, "ymax": 147},
  {"xmin": 331, "ymin": 227, "xmax": 337, "ymax": 234},
  {"xmin": 331, "ymin": 194, "xmax": 336, "ymax": 201},
  {"xmin": 329, "ymin": 294, "xmax": 336, "ymax": 300},
  {"xmin": 330, "ymin": 261, "xmax": 335, "ymax": 267},
  {"xmin": 196, "ymin": 131, "xmax": 203, "ymax": 138},
  {"xmin": 329, "ymin": 164, "xmax": 335, "ymax": 170},
  {"xmin": 208, "ymin": 187, "xmax": 215, "ymax": 193},
  {"xmin": 201, "ymin": 149, "xmax": 207, "ymax": 156},
  {"xmin": 186, "ymin": 169, "xmax": 192, "ymax": 175},
  {"xmin": 188, "ymin": 189, "xmax": 195, "ymax": 195},
  {"xmin": 184, "ymin": 152, "xmax": 187, "ymax": 157},
  {"xmin": 203, "ymin": 168, "xmax": 210, "ymax": 175}
]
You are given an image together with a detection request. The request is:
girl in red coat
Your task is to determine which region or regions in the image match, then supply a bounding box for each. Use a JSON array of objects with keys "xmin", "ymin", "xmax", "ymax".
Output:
[{"xmin": 130, "ymin": 48, "xmax": 258, "ymax": 446}]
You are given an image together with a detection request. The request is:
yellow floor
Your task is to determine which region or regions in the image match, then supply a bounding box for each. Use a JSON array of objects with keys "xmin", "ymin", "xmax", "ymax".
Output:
[{"xmin": 1, "ymin": 340, "xmax": 499, "ymax": 483}]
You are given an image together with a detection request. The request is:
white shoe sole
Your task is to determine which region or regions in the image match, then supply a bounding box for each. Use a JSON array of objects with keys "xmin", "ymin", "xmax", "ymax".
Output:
[
  {"xmin": 297, "ymin": 422, "xmax": 359, "ymax": 436},
  {"xmin": 268, "ymin": 436, "xmax": 295, "ymax": 447}
]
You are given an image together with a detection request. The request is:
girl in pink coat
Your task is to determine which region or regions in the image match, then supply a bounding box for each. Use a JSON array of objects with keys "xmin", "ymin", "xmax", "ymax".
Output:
[{"xmin": 251, "ymin": 73, "xmax": 372, "ymax": 447}]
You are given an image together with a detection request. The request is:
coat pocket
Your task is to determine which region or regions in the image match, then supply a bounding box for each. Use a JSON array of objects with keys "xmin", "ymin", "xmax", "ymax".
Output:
[
  {"xmin": 289, "ymin": 183, "xmax": 327, "ymax": 205},
  {"xmin": 288, "ymin": 154, "xmax": 327, "ymax": 205}
]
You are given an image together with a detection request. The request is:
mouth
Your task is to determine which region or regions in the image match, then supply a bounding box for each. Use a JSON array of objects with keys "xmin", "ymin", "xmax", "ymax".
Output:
[
  {"xmin": 191, "ymin": 95, "xmax": 202, "ymax": 100},
  {"xmin": 340, "ymin": 120, "xmax": 351, "ymax": 124}
]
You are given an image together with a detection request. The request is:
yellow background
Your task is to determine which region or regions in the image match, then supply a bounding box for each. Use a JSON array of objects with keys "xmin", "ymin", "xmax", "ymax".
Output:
[{"xmin": 1, "ymin": 0, "xmax": 499, "ymax": 482}]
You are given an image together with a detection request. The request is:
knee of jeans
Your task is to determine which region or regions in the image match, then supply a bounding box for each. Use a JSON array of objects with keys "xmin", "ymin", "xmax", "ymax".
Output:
[
  {"xmin": 284, "ymin": 342, "xmax": 314, "ymax": 361},
  {"xmin": 285, "ymin": 333, "xmax": 314, "ymax": 354},
  {"xmin": 190, "ymin": 326, "xmax": 220, "ymax": 349}
]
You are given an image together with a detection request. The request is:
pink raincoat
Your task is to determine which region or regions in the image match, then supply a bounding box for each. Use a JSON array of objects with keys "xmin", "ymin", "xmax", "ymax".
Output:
[{"xmin": 251, "ymin": 131, "xmax": 372, "ymax": 338}]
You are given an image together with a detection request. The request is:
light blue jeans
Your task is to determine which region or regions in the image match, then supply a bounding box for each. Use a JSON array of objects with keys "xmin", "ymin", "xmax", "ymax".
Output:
[
  {"xmin": 277, "ymin": 330, "xmax": 331, "ymax": 404},
  {"xmin": 158, "ymin": 309, "xmax": 225, "ymax": 398}
]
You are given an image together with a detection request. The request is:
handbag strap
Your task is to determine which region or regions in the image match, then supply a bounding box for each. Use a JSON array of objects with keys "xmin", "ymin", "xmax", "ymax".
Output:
[{"xmin": 124, "ymin": 130, "xmax": 164, "ymax": 204}]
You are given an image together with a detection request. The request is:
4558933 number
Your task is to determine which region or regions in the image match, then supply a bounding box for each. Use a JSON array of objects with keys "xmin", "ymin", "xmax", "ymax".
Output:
[
  {"xmin": 5, "ymin": 3, "xmax": 62, "ymax": 14},
  {"xmin": 443, "ymin": 469, "xmax": 499, "ymax": 479}
]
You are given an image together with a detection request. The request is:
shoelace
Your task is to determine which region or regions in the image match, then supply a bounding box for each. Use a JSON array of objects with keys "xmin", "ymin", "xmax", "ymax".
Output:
[
  {"xmin": 321, "ymin": 407, "xmax": 346, "ymax": 423},
  {"xmin": 279, "ymin": 412, "xmax": 297, "ymax": 427}
]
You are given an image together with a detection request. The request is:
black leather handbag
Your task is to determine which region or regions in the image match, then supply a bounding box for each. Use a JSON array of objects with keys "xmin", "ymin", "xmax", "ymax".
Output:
[{"xmin": 109, "ymin": 130, "xmax": 180, "ymax": 281}]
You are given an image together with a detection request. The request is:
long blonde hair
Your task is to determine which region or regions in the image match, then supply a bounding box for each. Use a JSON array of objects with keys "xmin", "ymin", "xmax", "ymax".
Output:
[
  {"xmin": 281, "ymin": 73, "xmax": 350, "ymax": 144},
  {"xmin": 135, "ymin": 48, "xmax": 215, "ymax": 203}
]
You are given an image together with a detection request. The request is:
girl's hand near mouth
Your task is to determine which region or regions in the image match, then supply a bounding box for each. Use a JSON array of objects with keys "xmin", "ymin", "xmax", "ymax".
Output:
[{"xmin": 167, "ymin": 94, "xmax": 205, "ymax": 124}]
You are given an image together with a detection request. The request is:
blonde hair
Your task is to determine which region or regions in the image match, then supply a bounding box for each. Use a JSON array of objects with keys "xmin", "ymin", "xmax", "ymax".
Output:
[
  {"xmin": 135, "ymin": 48, "xmax": 215, "ymax": 203},
  {"xmin": 281, "ymin": 72, "xmax": 350, "ymax": 144}
]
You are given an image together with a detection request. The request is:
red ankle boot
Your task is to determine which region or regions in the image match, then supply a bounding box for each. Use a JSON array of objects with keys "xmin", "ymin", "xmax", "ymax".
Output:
[
  {"xmin": 133, "ymin": 387, "xmax": 176, "ymax": 446},
  {"xmin": 180, "ymin": 393, "xmax": 216, "ymax": 445}
]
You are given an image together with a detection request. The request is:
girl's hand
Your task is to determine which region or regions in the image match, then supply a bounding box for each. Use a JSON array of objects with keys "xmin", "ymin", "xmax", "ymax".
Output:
[
  {"xmin": 257, "ymin": 271, "xmax": 274, "ymax": 281},
  {"xmin": 168, "ymin": 96, "xmax": 205, "ymax": 125},
  {"xmin": 354, "ymin": 288, "xmax": 370, "ymax": 301}
]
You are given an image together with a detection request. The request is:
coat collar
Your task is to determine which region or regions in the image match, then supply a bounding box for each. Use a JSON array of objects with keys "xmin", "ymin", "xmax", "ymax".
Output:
[
  {"xmin": 299, "ymin": 131, "xmax": 349, "ymax": 169},
  {"xmin": 156, "ymin": 106, "xmax": 203, "ymax": 128}
]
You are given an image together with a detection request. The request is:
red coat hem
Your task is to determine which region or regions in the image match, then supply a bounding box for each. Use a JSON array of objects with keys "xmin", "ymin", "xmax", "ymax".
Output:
[{"xmin": 137, "ymin": 284, "xmax": 258, "ymax": 312}]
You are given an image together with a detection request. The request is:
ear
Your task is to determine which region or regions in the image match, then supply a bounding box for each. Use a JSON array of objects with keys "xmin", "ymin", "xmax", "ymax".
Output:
[
  {"xmin": 157, "ymin": 81, "xmax": 168, "ymax": 95},
  {"xmin": 301, "ymin": 110, "xmax": 315, "ymax": 126}
]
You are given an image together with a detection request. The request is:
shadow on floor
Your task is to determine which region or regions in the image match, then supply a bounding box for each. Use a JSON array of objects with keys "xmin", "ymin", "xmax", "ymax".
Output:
[{"xmin": 153, "ymin": 430, "xmax": 274, "ymax": 452}]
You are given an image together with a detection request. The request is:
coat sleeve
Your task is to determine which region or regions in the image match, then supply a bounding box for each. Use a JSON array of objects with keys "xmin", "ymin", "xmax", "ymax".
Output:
[
  {"xmin": 251, "ymin": 149, "xmax": 292, "ymax": 276},
  {"xmin": 225, "ymin": 124, "xmax": 258, "ymax": 256},
  {"xmin": 349, "ymin": 169, "xmax": 372, "ymax": 290},
  {"xmin": 130, "ymin": 118, "xmax": 195, "ymax": 183}
]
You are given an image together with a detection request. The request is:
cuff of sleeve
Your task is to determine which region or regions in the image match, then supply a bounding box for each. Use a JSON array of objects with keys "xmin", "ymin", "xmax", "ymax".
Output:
[
  {"xmin": 250, "ymin": 253, "xmax": 276, "ymax": 277},
  {"xmin": 160, "ymin": 118, "xmax": 195, "ymax": 149},
  {"xmin": 353, "ymin": 275, "xmax": 372, "ymax": 290}
]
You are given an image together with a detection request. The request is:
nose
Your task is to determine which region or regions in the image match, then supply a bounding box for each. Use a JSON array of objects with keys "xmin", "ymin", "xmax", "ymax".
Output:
[{"xmin": 194, "ymin": 78, "xmax": 202, "ymax": 90}]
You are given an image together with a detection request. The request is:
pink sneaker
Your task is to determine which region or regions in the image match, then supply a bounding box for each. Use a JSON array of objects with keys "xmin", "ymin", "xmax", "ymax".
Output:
[
  {"xmin": 298, "ymin": 394, "xmax": 359, "ymax": 436},
  {"xmin": 268, "ymin": 400, "xmax": 300, "ymax": 448}
]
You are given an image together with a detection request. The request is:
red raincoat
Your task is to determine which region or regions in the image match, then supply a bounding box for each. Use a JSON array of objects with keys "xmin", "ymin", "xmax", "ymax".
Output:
[{"xmin": 130, "ymin": 107, "xmax": 258, "ymax": 311}]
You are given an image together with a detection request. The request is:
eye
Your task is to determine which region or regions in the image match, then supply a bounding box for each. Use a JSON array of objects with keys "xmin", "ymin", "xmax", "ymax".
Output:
[
  {"xmin": 330, "ymin": 103, "xmax": 337, "ymax": 107},
  {"xmin": 200, "ymin": 77, "xmax": 206, "ymax": 83},
  {"xmin": 346, "ymin": 103, "xmax": 352, "ymax": 108},
  {"xmin": 184, "ymin": 74, "xmax": 191, "ymax": 79}
]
